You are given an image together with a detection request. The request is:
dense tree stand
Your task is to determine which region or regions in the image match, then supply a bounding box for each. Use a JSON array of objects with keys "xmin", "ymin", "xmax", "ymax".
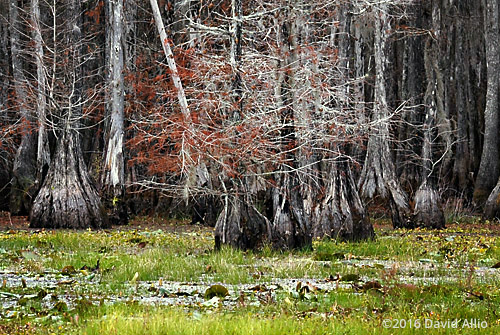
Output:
[{"xmin": 30, "ymin": 132, "xmax": 107, "ymax": 229}]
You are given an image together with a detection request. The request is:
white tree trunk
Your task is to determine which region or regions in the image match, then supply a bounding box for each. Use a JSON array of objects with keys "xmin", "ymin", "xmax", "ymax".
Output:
[
  {"xmin": 149, "ymin": 0, "xmax": 191, "ymax": 122},
  {"xmin": 102, "ymin": 0, "xmax": 127, "ymax": 224},
  {"xmin": 104, "ymin": 0, "xmax": 125, "ymax": 191}
]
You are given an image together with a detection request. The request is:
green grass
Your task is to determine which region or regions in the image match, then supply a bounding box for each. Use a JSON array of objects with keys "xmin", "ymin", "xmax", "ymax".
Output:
[{"xmin": 0, "ymin": 221, "xmax": 499, "ymax": 334}]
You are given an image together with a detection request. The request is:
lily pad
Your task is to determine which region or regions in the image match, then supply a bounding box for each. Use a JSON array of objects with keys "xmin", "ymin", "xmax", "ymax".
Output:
[
  {"xmin": 20, "ymin": 250, "xmax": 40, "ymax": 261},
  {"xmin": 340, "ymin": 273, "xmax": 360, "ymax": 282},
  {"xmin": 61, "ymin": 265, "xmax": 76, "ymax": 275},
  {"xmin": 202, "ymin": 296, "xmax": 220, "ymax": 307},
  {"xmin": 204, "ymin": 284, "xmax": 229, "ymax": 299},
  {"xmin": 362, "ymin": 281, "xmax": 382, "ymax": 291}
]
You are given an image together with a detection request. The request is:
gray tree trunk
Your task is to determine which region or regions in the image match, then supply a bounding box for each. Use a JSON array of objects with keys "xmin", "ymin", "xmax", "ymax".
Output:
[
  {"xmin": 394, "ymin": 4, "xmax": 425, "ymax": 190},
  {"xmin": 215, "ymin": 0, "xmax": 266, "ymax": 248},
  {"xmin": 482, "ymin": 0, "xmax": 500, "ymax": 219},
  {"xmin": 0, "ymin": 4, "xmax": 11, "ymax": 209},
  {"xmin": 32, "ymin": 0, "xmax": 51, "ymax": 184},
  {"xmin": 452, "ymin": 1, "xmax": 482, "ymax": 194},
  {"xmin": 9, "ymin": 0, "xmax": 38, "ymax": 215},
  {"xmin": 266, "ymin": 2, "xmax": 312, "ymax": 250},
  {"xmin": 311, "ymin": 4, "xmax": 373, "ymax": 241},
  {"xmin": 412, "ymin": 31, "xmax": 445, "ymax": 229},
  {"xmin": 357, "ymin": 6, "xmax": 411, "ymax": 228},
  {"xmin": 474, "ymin": 0, "xmax": 499, "ymax": 206},
  {"xmin": 30, "ymin": 0, "xmax": 107, "ymax": 229},
  {"xmin": 30, "ymin": 132, "xmax": 107, "ymax": 229},
  {"xmin": 312, "ymin": 161, "xmax": 373, "ymax": 241},
  {"xmin": 215, "ymin": 191, "xmax": 268, "ymax": 250}
]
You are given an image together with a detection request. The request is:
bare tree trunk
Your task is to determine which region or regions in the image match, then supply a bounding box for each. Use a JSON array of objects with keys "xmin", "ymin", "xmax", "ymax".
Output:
[
  {"xmin": 482, "ymin": 0, "xmax": 500, "ymax": 219},
  {"xmin": 215, "ymin": 191, "xmax": 268, "ymax": 250},
  {"xmin": 9, "ymin": 0, "xmax": 38, "ymax": 215},
  {"xmin": 412, "ymin": 31, "xmax": 445, "ymax": 229},
  {"xmin": 149, "ymin": 0, "xmax": 191, "ymax": 123},
  {"xmin": 30, "ymin": 0, "xmax": 107, "ymax": 229},
  {"xmin": 150, "ymin": 0, "xmax": 210, "ymax": 204},
  {"xmin": 431, "ymin": 2, "xmax": 454, "ymax": 184},
  {"xmin": 214, "ymin": 0, "xmax": 245, "ymax": 246},
  {"xmin": 102, "ymin": 0, "xmax": 127, "ymax": 225},
  {"xmin": 214, "ymin": 0, "xmax": 268, "ymax": 246},
  {"xmin": 311, "ymin": 4, "xmax": 373, "ymax": 241},
  {"xmin": 32, "ymin": 0, "xmax": 50, "ymax": 186},
  {"xmin": 0, "ymin": 6, "xmax": 11, "ymax": 210},
  {"xmin": 474, "ymin": 0, "xmax": 499, "ymax": 206},
  {"xmin": 452, "ymin": 2, "xmax": 481, "ymax": 195},
  {"xmin": 267, "ymin": 2, "xmax": 312, "ymax": 250},
  {"xmin": 357, "ymin": 5, "xmax": 411, "ymax": 228},
  {"xmin": 394, "ymin": 4, "xmax": 425, "ymax": 190}
]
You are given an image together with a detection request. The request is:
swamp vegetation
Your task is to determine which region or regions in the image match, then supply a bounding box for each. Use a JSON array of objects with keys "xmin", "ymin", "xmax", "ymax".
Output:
[{"xmin": 0, "ymin": 215, "xmax": 498, "ymax": 334}]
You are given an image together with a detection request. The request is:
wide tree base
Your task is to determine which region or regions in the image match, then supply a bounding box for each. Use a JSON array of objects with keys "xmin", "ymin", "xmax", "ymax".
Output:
[
  {"xmin": 214, "ymin": 194, "xmax": 267, "ymax": 250},
  {"xmin": 412, "ymin": 181, "xmax": 445, "ymax": 229},
  {"xmin": 313, "ymin": 165, "xmax": 374, "ymax": 241},
  {"xmin": 484, "ymin": 182, "xmax": 500, "ymax": 220},
  {"xmin": 269, "ymin": 173, "xmax": 312, "ymax": 250},
  {"xmin": 30, "ymin": 133, "xmax": 108, "ymax": 229}
]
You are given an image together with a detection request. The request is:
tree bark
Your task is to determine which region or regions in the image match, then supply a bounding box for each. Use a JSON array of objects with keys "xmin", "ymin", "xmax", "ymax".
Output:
[
  {"xmin": 310, "ymin": 4, "xmax": 373, "ymax": 241},
  {"xmin": 30, "ymin": 132, "xmax": 107, "ymax": 229},
  {"xmin": 412, "ymin": 32, "xmax": 445, "ymax": 229},
  {"xmin": 9, "ymin": 0, "xmax": 38, "ymax": 215},
  {"xmin": 214, "ymin": 0, "xmax": 267, "ymax": 245},
  {"xmin": 452, "ymin": 1, "xmax": 481, "ymax": 195},
  {"xmin": 484, "ymin": 179, "xmax": 500, "ymax": 219},
  {"xmin": 215, "ymin": 191, "xmax": 268, "ymax": 250},
  {"xmin": 103, "ymin": 0, "xmax": 127, "ymax": 225},
  {"xmin": 30, "ymin": 0, "xmax": 107, "ymax": 229},
  {"xmin": 266, "ymin": 2, "xmax": 312, "ymax": 250},
  {"xmin": 313, "ymin": 162, "xmax": 374, "ymax": 241},
  {"xmin": 474, "ymin": 0, "xmax": 499, "ymax": 206},
  {"xmin": 394, "ymin": 4, "xmax": 425, "ymax": 190},
  {"xmin": 32, "ymin": 0, "xmax": 51, "ymax": 186},
  {"xmin": 357, "ymin": 5, "xmax": 411, "ymax": 228}
]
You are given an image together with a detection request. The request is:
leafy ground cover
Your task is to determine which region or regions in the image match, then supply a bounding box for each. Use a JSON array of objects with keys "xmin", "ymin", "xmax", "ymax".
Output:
[{"xmin": 0, "ymin": 213, "xmax": 499, "ymax": 334}]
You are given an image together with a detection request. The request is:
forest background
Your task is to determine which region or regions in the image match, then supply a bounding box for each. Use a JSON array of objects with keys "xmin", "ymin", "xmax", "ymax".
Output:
[{"xmin": 0, "ymin": 0, "xmax": 499, "ymax": 250}]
